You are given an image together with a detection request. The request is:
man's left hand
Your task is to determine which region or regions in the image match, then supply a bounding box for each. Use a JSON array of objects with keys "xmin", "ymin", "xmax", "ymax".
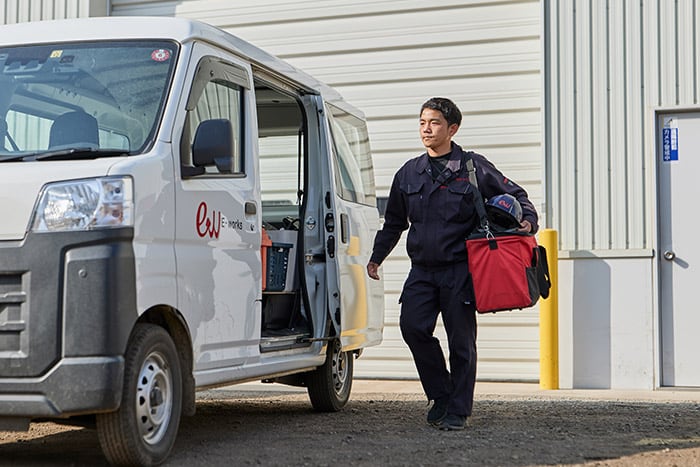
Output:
[{"xmin": 517, "ymin": 220, "xmax": 532, "ymax": 233}]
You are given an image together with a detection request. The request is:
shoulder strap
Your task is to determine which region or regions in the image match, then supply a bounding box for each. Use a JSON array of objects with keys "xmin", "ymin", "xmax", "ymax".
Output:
[{"xmin": 462, "ymin": 150, "xmax": 490, "ymax": 231}]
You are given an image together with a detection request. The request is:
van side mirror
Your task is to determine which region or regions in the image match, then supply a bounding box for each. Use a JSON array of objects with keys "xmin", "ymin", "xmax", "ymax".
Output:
[{"xmin": 189, "ymin": 119, "xmax": 234, "ymax": 174}]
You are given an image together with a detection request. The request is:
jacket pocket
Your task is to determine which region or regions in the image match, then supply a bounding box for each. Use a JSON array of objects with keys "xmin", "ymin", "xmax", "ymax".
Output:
[
  {"xmin": 400, "ymin": 182, "xmax": 424, "ymax": 223},
  {"xmin": 442, "ymin": 180, "xmax": 476, "ymax": 223}
]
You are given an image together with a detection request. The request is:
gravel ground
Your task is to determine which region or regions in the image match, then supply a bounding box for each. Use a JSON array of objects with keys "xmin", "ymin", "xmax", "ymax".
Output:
[{"xmin": 1, "ymin": 381, "xmax": 699, "ymax": 466}]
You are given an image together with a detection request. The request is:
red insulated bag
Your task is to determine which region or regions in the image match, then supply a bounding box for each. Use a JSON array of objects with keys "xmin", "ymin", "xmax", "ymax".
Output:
[
  {"xmin": 466, "ymin": 232, "xmax": 546, "ymax": 313},
  {"xmin": 462, "ymin": 151, "xmax": 550, "ymax": 313}
]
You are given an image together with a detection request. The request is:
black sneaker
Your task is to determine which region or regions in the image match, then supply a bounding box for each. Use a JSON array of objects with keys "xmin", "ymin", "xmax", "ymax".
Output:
[
  {"xmin": 426, "ymin": 397, "xmax": 449, "ymax": 425},
  {"xmin": 438, "ymin": 413, "xmax": 467, "ymax": 431}
]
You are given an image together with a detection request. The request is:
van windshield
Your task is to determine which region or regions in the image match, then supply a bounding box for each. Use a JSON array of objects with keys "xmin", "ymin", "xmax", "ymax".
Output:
[{"xmin": 0, "ymin": 40, "xmax": 178, "ymax": 160}]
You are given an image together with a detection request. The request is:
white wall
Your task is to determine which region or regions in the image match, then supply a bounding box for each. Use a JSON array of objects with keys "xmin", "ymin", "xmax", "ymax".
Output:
[
  {"xmin": 558, "ymin": 253, "xmax": 655, "ymax": 389},
  {"xmin": 544, "ymin": 0, "xmax": 700, "ymax": 388}
]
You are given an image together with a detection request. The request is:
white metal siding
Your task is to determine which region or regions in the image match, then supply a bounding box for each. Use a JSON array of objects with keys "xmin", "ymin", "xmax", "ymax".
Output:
[
  {"xmin": 0, "ymin": 0, "xmax": 106, "ymax": 23},
  {"xmin": 545, "ymin": 0, "xmax": 700, "ymax": 252},
  {"xmin": 544, "ymin": 1, "xmax": 700, "ymax": 389},
  {"xmin": 110, "ymin": 0, "xmax": 544, "ymax": 381}
]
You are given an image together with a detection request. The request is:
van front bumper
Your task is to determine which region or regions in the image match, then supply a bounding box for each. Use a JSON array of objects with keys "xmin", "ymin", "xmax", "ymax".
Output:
[
  {"xmin": 0, "ymin": 355, "xmax": 123, "ymax": 419},
  {"xmin": 0, "ymin": 228, "xmax": 137, "ymax": 422}
]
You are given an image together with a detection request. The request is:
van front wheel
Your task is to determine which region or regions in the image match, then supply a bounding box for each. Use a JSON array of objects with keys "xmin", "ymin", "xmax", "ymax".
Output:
[
  {"xmin": 306, "ymin": 339, "xmax": 353, "ymax": 412},
  {"xmin": 97, "ymin": 324, "xmax": 183, "ymax": 466}
]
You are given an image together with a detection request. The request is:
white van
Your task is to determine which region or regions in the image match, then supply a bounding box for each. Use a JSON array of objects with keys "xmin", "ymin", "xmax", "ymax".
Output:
[{"xmin": 0, "ymin": 16, "xmax": 384, "ymax": 466}]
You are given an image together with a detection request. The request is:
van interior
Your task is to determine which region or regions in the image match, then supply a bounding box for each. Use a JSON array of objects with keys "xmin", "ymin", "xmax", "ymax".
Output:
[{"xmin": 255, "ymin": 81, "xmax": 313, "ymax": 351}]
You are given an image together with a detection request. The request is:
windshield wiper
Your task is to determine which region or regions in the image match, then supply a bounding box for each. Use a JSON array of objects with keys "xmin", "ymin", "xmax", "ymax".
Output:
[
  {"xmin": 0, "ymin": 154, "xmax": 29, "ymax": 162},
  {"xmin": 0, "ymin": 147, "xmax": 129, "ymax": 162},
  {"xmin": 36, "ymin": 147, "xmax": 129, "ymax": 161}
]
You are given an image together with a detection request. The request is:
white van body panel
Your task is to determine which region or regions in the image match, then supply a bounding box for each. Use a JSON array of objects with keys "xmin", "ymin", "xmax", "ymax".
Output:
[
  {"xmin": 335, "ymin": 202, "xmax": 384, "ymax": 348},
  {"xmin": 320, "ymin": 104, "xmax": 385, "ymax": 350},
  {"xmin": 169, "ymin": 40, "xmax": 263, "ymax": 379},
  {"xmin": 106, "ymin": 147, "xmax": 177, "ymax": 317}
]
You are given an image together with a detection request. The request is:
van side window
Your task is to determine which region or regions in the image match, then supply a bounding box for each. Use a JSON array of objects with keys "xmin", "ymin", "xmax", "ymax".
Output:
[
  {"xmin": 180, "ymin": 56, "xmax": 248, "ymax": 177},
  {"xmin": 327, "ymin": 104, "xmax": 377, "ymax": 207}
]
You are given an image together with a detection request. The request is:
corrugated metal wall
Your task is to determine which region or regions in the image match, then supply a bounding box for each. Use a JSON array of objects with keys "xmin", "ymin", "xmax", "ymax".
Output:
[
  {"xmin": 2, "ymin": 0, "xmax": 544, "ymax": 381},
  {"xmin": 0, "ymin": 0, "xmax": 106, "ymax": 23},
  {"xmin": 544, "ymin": 0, "xmax": 700, "ymax": 390},
  {"xmin": 545, "ymin": 0, "xmax": 700, "ymax": 252},
  {"xmin": 112, "ymin": 0, "xmax": 545, "ymax": 381}
]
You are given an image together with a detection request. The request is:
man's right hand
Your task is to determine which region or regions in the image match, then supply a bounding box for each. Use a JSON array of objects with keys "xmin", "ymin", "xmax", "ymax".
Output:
[{"xmin": 367, "ymin": 261, "xmax": 380, "ymax": 280}]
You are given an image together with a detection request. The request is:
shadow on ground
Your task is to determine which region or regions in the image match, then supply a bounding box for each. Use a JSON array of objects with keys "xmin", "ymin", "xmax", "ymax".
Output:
[{"xmin": 1, "ymin": 392, "xmax": 699, "ymax": 466}]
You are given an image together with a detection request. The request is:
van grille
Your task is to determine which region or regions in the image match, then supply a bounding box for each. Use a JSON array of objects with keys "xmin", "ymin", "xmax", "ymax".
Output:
[{"xmin": 0, "ymin": 275, "xmax": 26, "ymax": 354}]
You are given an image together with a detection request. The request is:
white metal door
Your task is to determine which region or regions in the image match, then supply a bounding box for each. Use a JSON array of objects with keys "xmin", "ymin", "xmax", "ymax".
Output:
[
  {"xmin": 658, "ymin": 111, "xmax": 700, "ymax": 387},
  {"xmin": 324, "ymin": 103, "xmax": 384, "ymax": 351}
]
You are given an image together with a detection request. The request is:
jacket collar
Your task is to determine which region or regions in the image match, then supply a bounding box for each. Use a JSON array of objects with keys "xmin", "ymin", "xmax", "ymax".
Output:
[{"xmin": 415, "ymin": 142, "xmax": 464, "ymax": 175}]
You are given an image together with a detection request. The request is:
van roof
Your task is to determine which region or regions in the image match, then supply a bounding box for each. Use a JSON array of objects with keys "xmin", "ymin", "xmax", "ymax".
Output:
[{"xmin": 0, "ymin": 16, "xmax": 363, "ymax": 117}]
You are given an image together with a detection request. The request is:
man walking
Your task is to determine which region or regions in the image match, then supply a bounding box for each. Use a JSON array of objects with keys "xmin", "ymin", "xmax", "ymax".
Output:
[{"xmin": 367, "ymin": 97, "xmax": 538, "ymax": 430}]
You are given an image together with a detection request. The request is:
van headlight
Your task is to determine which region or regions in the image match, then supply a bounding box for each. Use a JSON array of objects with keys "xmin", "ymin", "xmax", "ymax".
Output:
[{"xmin": 32, "ymin": 177, "xmax": 134, "ymax": 232}]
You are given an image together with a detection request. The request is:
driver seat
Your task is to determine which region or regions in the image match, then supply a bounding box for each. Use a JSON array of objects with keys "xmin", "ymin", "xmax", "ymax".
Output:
[{"xmin": 49, "ymin": 111, "xmax": 99, "ymax": 149}]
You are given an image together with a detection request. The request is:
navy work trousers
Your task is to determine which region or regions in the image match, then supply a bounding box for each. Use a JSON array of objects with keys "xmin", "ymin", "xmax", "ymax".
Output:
[{"xmin": 399, "ymin": 261, "xmax": 477, "ymax": 417}]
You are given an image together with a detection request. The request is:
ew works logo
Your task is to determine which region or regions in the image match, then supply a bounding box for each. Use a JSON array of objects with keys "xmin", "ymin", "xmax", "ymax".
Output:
[{"xmin": 196, "ymin": 201, "xmax": 221, "ymax": 239}]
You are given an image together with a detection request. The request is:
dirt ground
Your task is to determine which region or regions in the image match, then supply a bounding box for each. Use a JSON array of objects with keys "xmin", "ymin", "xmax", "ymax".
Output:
[{"xmin": 1, "ymin": 381, "xmax": 699, "ymax": 467}]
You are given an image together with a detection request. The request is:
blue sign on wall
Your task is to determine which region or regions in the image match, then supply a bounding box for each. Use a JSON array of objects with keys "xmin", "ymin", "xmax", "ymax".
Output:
[{"xmin": 663, "ymin": 127, "xmax": 678, "ymax": 161}]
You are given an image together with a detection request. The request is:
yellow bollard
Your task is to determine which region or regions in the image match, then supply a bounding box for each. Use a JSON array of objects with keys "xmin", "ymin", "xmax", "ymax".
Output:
[{"xmin": 538, "ymin": 229, "xmax": 559, "ymax": 389}]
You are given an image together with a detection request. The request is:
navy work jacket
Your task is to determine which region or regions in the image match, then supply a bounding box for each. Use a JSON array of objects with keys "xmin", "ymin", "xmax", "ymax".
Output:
[{"xmin": 370, "ymin": 142, "xmax": 539, "ymax": 268}]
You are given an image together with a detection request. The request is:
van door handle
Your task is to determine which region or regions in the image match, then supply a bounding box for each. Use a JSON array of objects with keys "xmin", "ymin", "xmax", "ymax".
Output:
[
  {"xmin": 245, "ymin": 202, "xmax": 256, "ymax": 215},
  {"xmin": 340, "ymin": 213, "xmax": 349, "ymax": 244},
  {"xmin": 326, "ymin": 236, "xmax": 335, "ymax": 258}
]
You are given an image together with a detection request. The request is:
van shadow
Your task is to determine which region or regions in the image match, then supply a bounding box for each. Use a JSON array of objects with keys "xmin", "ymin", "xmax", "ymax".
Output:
[
  {"xmin": 0, "ymin": 422, "xmax": 107, "ymax": 466},
  {"xmin": 1, "ymin": 396, "xmax": 699, "ymax": 466}
]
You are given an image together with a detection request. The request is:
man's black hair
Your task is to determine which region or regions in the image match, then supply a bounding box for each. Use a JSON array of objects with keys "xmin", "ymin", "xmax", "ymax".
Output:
[{"xmin": 420, "ymin": 97, "xmax": 462, "ymax": 127}]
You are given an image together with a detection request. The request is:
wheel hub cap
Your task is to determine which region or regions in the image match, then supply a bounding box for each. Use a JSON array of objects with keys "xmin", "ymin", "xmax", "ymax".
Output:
[
  {"xmin": 136, "ymin": 352, "xmax": 173, "ymax": 445},
  {"xmin": 332, "ymin": 342, "xmax": 349, "ymax": 394}
]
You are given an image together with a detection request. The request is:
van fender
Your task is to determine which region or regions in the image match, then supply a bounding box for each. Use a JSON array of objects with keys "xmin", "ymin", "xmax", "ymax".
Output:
[{"xmin": 135, "ymin": 305, "xmax": 196, "ymax": 417}]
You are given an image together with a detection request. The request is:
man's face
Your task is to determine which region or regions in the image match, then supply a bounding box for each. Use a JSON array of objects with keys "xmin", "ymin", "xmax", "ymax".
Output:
[{"xmin": 419, "ymin": 108, "xmax": 459, "ymax": 155}]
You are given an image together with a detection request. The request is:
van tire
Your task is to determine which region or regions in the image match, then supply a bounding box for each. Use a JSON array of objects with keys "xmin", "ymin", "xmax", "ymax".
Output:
[
  {"xmin": 306, "ymin": 339, "xmax": 353, "ymax": 412},
  {"xmin": 97, "ymin": 324, "xmax": 183, "ymax": 466}
]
